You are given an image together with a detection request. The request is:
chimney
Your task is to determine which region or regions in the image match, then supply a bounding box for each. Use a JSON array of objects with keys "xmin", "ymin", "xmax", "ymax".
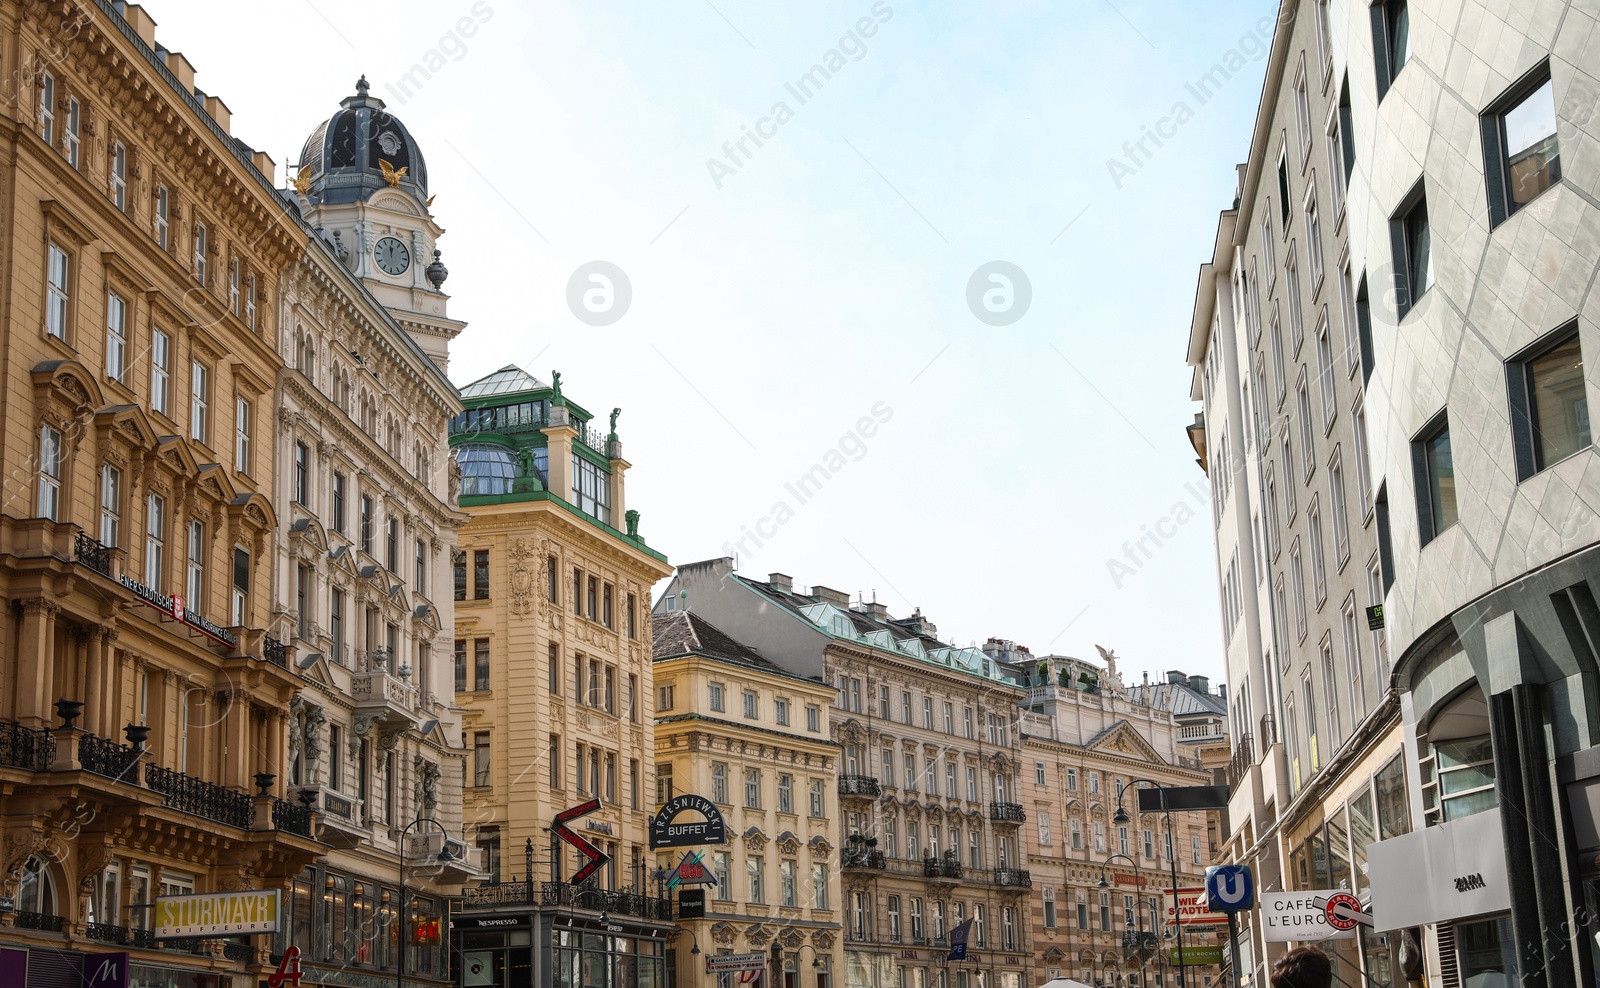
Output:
[
  {"xmin": 122, "ymin": 4, "xmax": 158, "ymax": 47},
  {"xmin": 165, "ymin": 52, "xmax": 197, "ymax": 92},
  {"xmin": 1167, "ymin": 670, "xmax": 1186, "ymax": 685},
  {"xmin": 862, "ymin": 602, "xmax": 888, "ymax": 621},
  {"xmin": 810, "ymin": 585, "xmax": 850, "ymax": 608},
  {"xmin": 1218, "ymin": 683, "xmax": 1227, "ymax": 702},
  {"xmin": 768, "ymin": 573, "xmax": 793, "ymax": 594},
  {"xmin": 203, "ymin": 95, "xmax": 231, "ymax": 134},
  {"xmin": 1188, "ymin": 675, "xmax": 1210, "ymax": 694},
  {"xmin": 251, "ymin": 150, "xmax": 275, "ymax": 184}
]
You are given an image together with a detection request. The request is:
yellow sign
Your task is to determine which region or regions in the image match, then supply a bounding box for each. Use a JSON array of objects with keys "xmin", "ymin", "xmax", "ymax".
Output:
[{"xmin": 155, "ymin": 890, "xmax": 280, "ymax": 938}]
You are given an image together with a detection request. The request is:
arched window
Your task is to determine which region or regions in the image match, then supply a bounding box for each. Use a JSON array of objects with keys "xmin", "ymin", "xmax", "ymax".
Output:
[
  {"xmin": 18, "ymin": 855, "xmax": 57, "ymax": 917},
  {"xmin": 455, "ymin": 444, "xmax": 517, "ymax": 496}
]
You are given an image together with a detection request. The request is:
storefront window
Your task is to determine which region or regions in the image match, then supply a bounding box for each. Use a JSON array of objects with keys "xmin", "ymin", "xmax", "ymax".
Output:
[
  {"xmin": 1326, "ymin": 809, "xmax": 1352, "ymax": 890},
  {"xmin": 1457, "ymin": 917, "xmax": 1518, "ymax": 988},
  {"xmin": 1435, "ymin": 736, "xmax": 1497, "ymax": 821},
  {"xmin": 1347, "ymin": 790, "xmax": 1375, "ymax": 894},
  {"xmin": 1360, "ymin": 929, "xmax": 1397, "ymax": 988},
  {"xmin": 1375, "ymin": 754, "xmax": 1410, "ymax": 839}
]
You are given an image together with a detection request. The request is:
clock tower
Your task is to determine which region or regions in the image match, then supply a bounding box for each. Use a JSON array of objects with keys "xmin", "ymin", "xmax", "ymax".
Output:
[{"xmin": 293, "ymin": 76, "xmax": 463, "ymax": 370}]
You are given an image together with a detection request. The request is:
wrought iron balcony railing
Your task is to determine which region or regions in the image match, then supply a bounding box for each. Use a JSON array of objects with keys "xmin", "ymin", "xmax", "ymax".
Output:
[
  {"xmin": 924, "ymin": 857, "xmax": 963, "ymax": 879},
  {"xmin": 273, "ymin": 798, "xmax": 313, "ymax": 837},
  {"xmin": 75, "ymin": 533, "xmax": 114, "ymax": 577},
  {"xmin": 989, "ymin": 801, "xmax": 1026, "ymax": 823},
  {"xmin": 0, "ymin": 721, "xmax": 55, "ymax": 771},
  {"xmin": 1227, "ymin": 734, "xmax": 1254, "ymax": 790},
  {"xmin": 86, "ymin": 923, "xmax": 132, "ymax": 945},
  {"xmin": 146, "ymin": 764, "xmax": 253, "ymax": 829},
  {"xmin": 993, "ymin": 868, "xmax": 1032, "ymax": 888},
  {"xmin": 841, "ymin": 849, "xmax": 886, "ymax": 870},
  {"xmin": 838, "ymin": 775, "xmax": 882, "ymax": 798},
  {"xmin": 537, "ymin": 882, "xmax": 671, "ymax": 920},
  {"xmin": 14, "ymin": 911, "xmax": 65, "ymax": 932},
  {"xmin": 80, "ymin": 734, "xmax": 143, "ymax": 783},
  {"xmin": 263, "ymin": 636, "xmax": 288, "ymax": 669}
]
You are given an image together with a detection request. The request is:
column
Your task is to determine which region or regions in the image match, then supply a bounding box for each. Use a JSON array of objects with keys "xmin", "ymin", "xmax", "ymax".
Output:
[{"xmin": 14, "ymin": 599, "xmax": 60, "ymax": 725}]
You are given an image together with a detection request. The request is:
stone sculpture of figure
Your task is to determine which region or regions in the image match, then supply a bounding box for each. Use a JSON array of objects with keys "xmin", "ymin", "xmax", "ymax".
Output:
[
  {"xmin": 1094, "ymin": 644, "xmax": 1119, "ymax": 679},
  {"xmin": 448, "ymin": 455, "xmax": 462, "ymax": 500},
  {"xmin": 608, "ymin": 407, "xmax": 620, "ymax": 438},
  {"xmin": 422, "ymin": 761, "xmax": 440, "ymax": 812},
  {"xmin": 518, "ymin": 447, "xmax": 535, "ymax": 477},
  {"xmin": 550, "ymin": 371, "xmax": 563, "ymax": 406},
  {"xmin": 625, "ymin": 510, "xmax": 640, "ymax": 538}
]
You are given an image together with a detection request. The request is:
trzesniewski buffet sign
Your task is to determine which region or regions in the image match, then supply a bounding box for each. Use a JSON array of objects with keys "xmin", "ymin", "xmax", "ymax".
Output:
[
  {"xmin": 156, "ymin": 890, "xmax": 280, "ymax": 938},
  {"xmin": 650, "ymin": 795, "xmax": 728, "ymax": 848}
]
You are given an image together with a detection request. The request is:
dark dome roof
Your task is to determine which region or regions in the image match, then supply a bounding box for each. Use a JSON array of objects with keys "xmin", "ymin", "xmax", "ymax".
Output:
[{"xmin": 299, "ymin": 76, "xmax": 428, "ymax": 205}]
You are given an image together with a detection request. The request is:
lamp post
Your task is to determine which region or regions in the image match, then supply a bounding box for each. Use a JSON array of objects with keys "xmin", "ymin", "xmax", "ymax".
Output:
[
  {"xmin": 1098, "ymin": 853, "xmax": 1152, "ymax": 988},
  {"xmin": 397, "ymin": 817, "xmax": 453, "ymax": 988},
  {"xmin": 1112, "ymin": 779, "xmax": 1188, "ymax": 988},
  {"xmin": 791, "ymin": 942, "xmax": 825, "ymax": 988}
]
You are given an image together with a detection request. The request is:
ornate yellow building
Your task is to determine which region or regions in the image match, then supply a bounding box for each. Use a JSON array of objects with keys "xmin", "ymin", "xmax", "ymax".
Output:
[
  {"xmin": 652, "ymin": 609, "xmax": 842, "ymax": 988},
  {"xmin": 0, "ymin": 0, "xmax": 319, "ymax": 980},
  {"xmin": 447, "ymin": 366, "xmax": 673, "ymax": 987}
]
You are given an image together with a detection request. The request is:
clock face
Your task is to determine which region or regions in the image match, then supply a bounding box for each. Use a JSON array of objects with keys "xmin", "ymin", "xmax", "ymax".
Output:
[{"xmin": 374, "ymin": 236, "xmax": 410, "ymax": 276}]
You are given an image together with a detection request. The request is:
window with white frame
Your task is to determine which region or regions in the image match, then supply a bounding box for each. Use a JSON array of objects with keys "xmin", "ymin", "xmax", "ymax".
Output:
[
  {"xmin": 112, "ymin": 143, "xmax": 128, "ymax": 211},
  {"xmin": 245, "ymin": 273, "xmax": 257, "ymax": 330},
  {"xmin": 106, "ymin": 292, "xmax": 127, "ymax": 381},
  {"xmin": 229, "ymin": 259, "xmax": 240, "ymax": 314},
  {"xmin": 38, "ymin": 73, "xmax": 55, "ymax": 145},
  {"xmin": 1293, "ymin": 58, "xmax": 1311, "ymax": 160},
  {"xmin": 1306, "ymin": 185, "xmax": 1324, "ymax": 287},
  {"xmin": 37, "ymin": 425, "xmax": 62, "ymax": 520},
  {"xmin": 155, "ymin": 186, "xmax": 170, "ymax": 250},
  {"xmin": 100, "ymin": 465, "xmax": 121, "ymax": 547},
  {"xmin": 1316, "ymin": 311, "xmax": 1336, "ymax": 429},
  {"xmin": 1330, "ymin": 447, "xmax": 1350, "ymax": 564},
  {"xmin": 190, "ymin": 361, "xmax": 208, "ymax": 442},
  {"xmin": 144, "ymin": 493, "xmax": 164, "ymax": 588},
  {"xmin": 65, "ymin": 97, "xmax": 81, "ymax": 168},
  {"xmin": 46, "ymin": 244, "xmax": 69, "ymax": 339},
  {"xmin": 1286, "ymin": 244, "xmax": 1305, "ymax": 352},
  {"xmin": 235, "ymin": 399, "xmax": 251, "ymax": 475},
  {"xmin": 186, "ymin": 519, "xmax": 205, "ymax": 606},
  {"xmin": 1291, "ymin": 538, "xmax": 1308, "ymax": 640},
  {"xmin": 193, "ymin": 223, "xmax": 208, "ymax": 284},
  {"xmin": 1308, "ymin": 496, "xmax": 1327, "ymax": 605},
  {"xmin": 151, "ymin": 328, "xmax": 170, "ymax": 415}
]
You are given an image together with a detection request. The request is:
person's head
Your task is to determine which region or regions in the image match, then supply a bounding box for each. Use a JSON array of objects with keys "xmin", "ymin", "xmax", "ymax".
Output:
[{"xmin": 1271, "ymin": 947, "xmax": 1333, "ymax": 988}]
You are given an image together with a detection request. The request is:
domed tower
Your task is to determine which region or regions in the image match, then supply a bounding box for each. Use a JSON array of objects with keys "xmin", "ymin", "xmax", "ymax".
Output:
[{"xmin": 295, "ymin": 76, "xmax": 463, "ymax": 369}]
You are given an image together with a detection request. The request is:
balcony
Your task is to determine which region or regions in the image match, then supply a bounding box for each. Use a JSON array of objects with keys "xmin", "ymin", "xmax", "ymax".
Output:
[
  {"xmin": 75, "ymin": 532, "xmax": 115, "ymax": 577},
  {"xmin": 923, "ymin": 857, "xmax": 963, "ymax": 879},
  {"xmin": 14, "ymin": 911, "xmax": 65, "ymax": 933},
  {"xmin": 293, "ymin": 785, "xmax": 368, "ymax": 848},
  {"xmin": 1227, "ymin": 734, "xmax": 1254, "ymax": 790},
  {"xmin": 989, "ymin": 802, "xmax": 1026, "ymax": 823},
  {"xmin": 272, "ymin": 798, "xmax": 313, "ymax": 837},
  {"xmin": 79, "ymin": 733, "xmax": 143, "ymax": 783},
  {"xmin": 1124, "ymin": 930, "xmax": 1160, "ymax": 951},
  {"xmin": 841, "ymin": 849, "xmax": 886, "ymax": 871},
  {"xmin": 461, "ymin": 880, "xmax": 535, "ymax": 908},
  {"xmin": 0, "ymin": 721, "xmax": 55, "ymax": 771},
  {"xmin": 351, "ymin": 665, "xmax": 421, "ymax": 727},
  {"xmin": 147, "ymin": 764, "xmax": 254, "ymax": 828},
  {"xmin": 838, "ymin": 775, "xmax": 882, "ymax": 798},
  {"xmin": 536, "ymin": 882, "xmax": 672, "ymax": 920},
  {"xmin": 993, "ymin": 868, "xmax": 1032, "ymax": 888}
]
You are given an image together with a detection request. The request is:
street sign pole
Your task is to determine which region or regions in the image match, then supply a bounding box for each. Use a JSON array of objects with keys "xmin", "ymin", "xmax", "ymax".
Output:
[{"xmin": 1226, "ymin": 912, "xmax": 1242, "ymax": 988}]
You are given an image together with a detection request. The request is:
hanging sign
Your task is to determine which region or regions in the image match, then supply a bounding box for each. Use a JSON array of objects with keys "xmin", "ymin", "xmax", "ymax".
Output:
[
  {"xmin": 650, "ymin": 794, "xmax": 728, "ymax": 848},
  {"xmin": 155, "ymin": 889, "xmax": 280, "ymax": 937},
  {"xmin": 1259, "ymin": 891, "xmax": 1358, "ymax": 942},
  {"xmin": 1163, "ymin": 887, "xmax": 1228, "ymax": 927},
  {"xmin": 554, "ymin": 798, "xmax": 610, "ymax": 885},
  {"xmin": 267, "ymin": 947, "xmax": 303, "ymax": 988},
  {"xmin": 706, "ymin": 953, "xmax": 767, "ymax": 975}
]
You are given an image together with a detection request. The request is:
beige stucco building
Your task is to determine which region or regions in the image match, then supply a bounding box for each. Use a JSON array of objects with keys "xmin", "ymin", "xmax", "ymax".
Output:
[{"xmin": 652, "ymin": 609, "xmax": 842, "ymax": 987}]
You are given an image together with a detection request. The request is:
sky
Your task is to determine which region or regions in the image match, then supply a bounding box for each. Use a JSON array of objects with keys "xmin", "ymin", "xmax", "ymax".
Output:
[{"xmin": 145, "ymin": 0, "xmax": 1277, "ymax": 684}]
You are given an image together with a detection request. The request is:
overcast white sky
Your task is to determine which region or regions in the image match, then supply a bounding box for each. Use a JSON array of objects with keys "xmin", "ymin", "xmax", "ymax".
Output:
[{"xmin": 146, "ymin": 0, "xmax": 1276, "ymax": 684}]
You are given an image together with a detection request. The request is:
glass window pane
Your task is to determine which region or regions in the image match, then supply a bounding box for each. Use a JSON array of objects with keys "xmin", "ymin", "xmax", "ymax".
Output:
[
  {"xmin": 1504, "ymin": 79, "xmax": 1560, "ymax": 208},
  {"xmin": 1529, "ymin": 335, "xmax": 1589, "ymax": 468},
  {"xmin": 1426, "ymin": 427, "xmax": 1457, "ymax": 532}
]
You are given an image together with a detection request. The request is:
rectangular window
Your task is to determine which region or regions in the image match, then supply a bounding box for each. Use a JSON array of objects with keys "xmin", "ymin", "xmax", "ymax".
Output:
[
  {"xmin": 806, "ymin": 705, "xmax": 820, "ymax": 732},
  {"xmin": 155, "ymin": 186, "xmax": 170, "ymax": 250},
  {"xmin": 744, "ymin": 768, "xmax": 761, "ymax": 808},
  {"xmin": 90, "ymin": 463, "xmax": 122, "ymax": 549},
  {"xmin": 1297, "ymin": 372, "xmax": 1316, "ymax": 475},
  {"xmin": 602, "ymin": 582, "xmax": 614, "ymax": 628},
  {"xmin": 293, "ymin": 442, "xmax": 309, "ymax": 505},
  {"xmin": 232, "ymin": 546, "xmax": 249, "ymax": 625},
  {"xmin": 104, "ymin": 291, "xmax": 129, "ymax": 381},
  {"xmin": 1277, "ymin": 156, "xmax": 1292, "ymax": 227},
  {"xmin": 627, "ymin": 592, "xmax": 637, "ymax": 638},
  {"xmin": 775, "ymin": 697, "xmax": 790, "ymax": 726},
  {"xmin": 246, "ymin": 274, "xmax": 257, "ymax": 330},
  {"xmin": 187, "ymin": 520, "xmax": 205, "ymax": 606},
  {"xmin": 1414, "ymin": 414, "xmax": 1458, "ymax": 545},
  {"xmin": 474, "ymin": 550, "xmax": 490, "ymax": 599},
  {"xmin": 1291, "ymin": 539, "xmax": 1308, "ymax": 641},
  {"xmin": 385, "ymin": 517, "xmax": 398, "ymax": 572},
  {"xmin": 1316, "ymin": 311, "xmax": 1336, "ymax": 429},
  {"xmin": 1391, "ymin": 184, "xmax": 1433, "ymax": 319},
  {"xmin": 359, "ymin": 496, "xmax": 373, "ymax": 554},
  {"xmin": 809, "ymin": 779, "xmax": 825, "ymax": 817},
  {"xmin": 229, "ymin": 259, "xmax": 241, "ymax": 315},
  {"xmin": 38, "ymin": 73, "xmax": 55, "ymax": 145},
  {"xmin": 1508, "ymin": 327, "xmax": 1589, "ymax": 479},
  {"xmin": 1271, "ymin": 307, "xmax": 1287, "ymax": 401},
  {"xmin": 46, "ymin": 244, "xmax": 70, "ymax": 339},
  {"xmin": 571, "ymin": 453, "xmax": 611, "ymax": 523},
  {"xmin": 1294, "ymin": 58, "xmax": 1311, "ymax": 159},
  {"xmin": 190, "ymin": 361, "xmax": 208, "ymax": 442},
  {"xmin": 1307, "ymin": 190, "xmax": 1324, "ymax": 288},
  {"xmin": 150, "ymin": 328, "xmax": 170, "ymax": 414},
  {"xmin": 712, "ymin": 763, "xmax": 728, "ymax": 804},
  {"xmin": 778, "ymin": 773, "xmax": 793, "ymax": 814},
  {"xmin": 234, "ymin": 398, "xmax": 251, "ymax": 474},
  {"xmin": 1309, "ymin": 497, "xmax": 1327, "ymax": 605},
  {"xmin": 474, "ymin": 639, "xmax": 490, "ymax": 691},
  {"xmin": 193, "ymin": 222, "xmax": 208, "ymax": 284},
  {"xmin": 709, "ymin": 682, "xmax": 725, "ymax": 712},
  {"xmin": 743, "ymin": 690, "xmax": 758, "ymax": 719},
  {"xmin": 1286, "ymin": 244, "xmax": 1304, "ymax": 353},
  {"xmin": 1330, "ymin": 448, "xmax": 1351, "ymax": 565},
  {"xmin": 1372, "ymin": 0, "xmax": 1411, "ymax": 99},
  {"xmin": 143, "ymin": 493, "xmax": 164, "ymax": 587},
  {"xmin": 1484, "ymin": 67, "xmax": 1560, "ymax": 226},
  {"xmin": 812, "ymin": 864, "xmax": 828, "ymax": 909},
  {"xmin": 586, "ymin": 576, "xmax": 597, "ymax": 619},
  {"xmin": 415, "ymin": 539, "xmax": 427, "ymax": 594},
  {"xmin": 65, "ymin": 97, "xmax": 80, "ymax": 167},
  {"xmin": 110, "ymin": 143, "xmax": 128, "ymax": 209},
  {"xmin": 474, "ymin": 732, "xmax": 491, "ymax": 787}
]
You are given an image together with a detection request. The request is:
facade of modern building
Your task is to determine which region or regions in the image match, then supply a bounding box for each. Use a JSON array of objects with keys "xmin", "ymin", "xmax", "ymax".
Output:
[
  {"xmin": 1343, "ymin": 1, "xmax": 1600, "ymax": 986},
  {"xmin": 446, "ymin": 366, "xmax": 674, "ymax": 988},
  {"xmin": 1183, "ymin": 2, "xmax": 1407, "ymax": 987},
  {"xmin": 1015, "ymin": 662, "xmax": 1222, "ymax": 988},
  {"xmin": 656, "ymin": 561, "xmax": 1033, "ymax": 988},
  {"xmin": 0, "ymin": 0, "xmax": 322, "ymax": 981},
  {"xmin": 1189, "ymin": 1, "xmax": 1600, "ymax": 987},
  {"xmin": 651, "ymin": 610, "xmax": 843, "ymax": 988},
  {"xmin": 266, "ymin": 81, "xmax": 482, "ymax": 988}
]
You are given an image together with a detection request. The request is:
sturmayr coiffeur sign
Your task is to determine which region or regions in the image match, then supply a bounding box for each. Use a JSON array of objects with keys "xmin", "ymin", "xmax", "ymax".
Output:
[
  {"xmin": 155, "ymin": 890, "xmax": 280, "ymax": 938},
  {"xmin": 650, "ymin": 794, "xmax": 727, "ymax": 848}
]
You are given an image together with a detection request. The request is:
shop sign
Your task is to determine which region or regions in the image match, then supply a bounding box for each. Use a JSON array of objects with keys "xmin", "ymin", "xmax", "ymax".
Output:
[
  {"xmin": 156, "ymin": 889, "xmax": 280, "ymax": 938},
  {"xmin": 266, "ymin": 947, "xmax": 302, "ymax": 988},
  {"xmin": 706, "ymin": 953, "xmax": 767, "ymax": 974},
  {"xmin": 1113, "ymin": 873, "xmax": 1148, "ymax": 888},
  {"xmin": 85, "ymin": 953, "xmax": 129, "ymax": 988},
  {"xmin": 678, "ymin": 889, "xmax": 705, "ymax": 919},
  {"xmin": 1163, "ymin": 887, "xmax": 1228, "ymax": 927},
  {"xmin": 1367, "ymin": 807, "xmax": 1510, "ymax": 932},
  {"xmin": 1259, "ymin": 891, "xmax": 1358, "ymax": 942},
  {"xmin": 1366, "ymin": 605, "xmax": 1385, "ymax": 630},
  {"xmin": 455, "ymin": 917, "xmax": 526, "ymax": 929},
  {"xmin": 120, "ymin": 578, "xmax": 237, "ymax": 648},
  {"xmin": 650, "ymin": 795, "xmax": 728, "ymax": 848},
  {"xmin": 0, "ymin": 897, "xmax": 14, "ymax": 913},
  {"xmin": 554, "ymin": 798, "xmax": 610, "ymax": 885},
  {"xmin": 1169, "ymin": 946, "xmax": 1225, "ymax": 966}
]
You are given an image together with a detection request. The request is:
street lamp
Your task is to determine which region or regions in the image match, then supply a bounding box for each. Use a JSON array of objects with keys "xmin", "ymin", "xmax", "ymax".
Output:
[
  {"xmin": 397, "ymin": 817, "xmax": 454, "ymax": 988},
  {"xmin": 1112, "ymin": 779, "xmax": 1189, "ymax": 988},
  {"xmin": 1098, "ymin": 853, "xmax": 1151, "ymax": 988}
]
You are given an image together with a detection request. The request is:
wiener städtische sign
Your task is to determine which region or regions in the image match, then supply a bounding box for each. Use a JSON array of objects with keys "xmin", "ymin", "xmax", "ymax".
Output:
[{"xmin": 155, "ymin": 890, "xmax": 281, "ymax": 938}]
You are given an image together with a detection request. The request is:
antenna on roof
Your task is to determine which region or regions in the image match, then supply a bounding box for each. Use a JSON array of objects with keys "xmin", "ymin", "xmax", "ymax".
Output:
[{"xmin": 872, "ymin": 589, "xmax": 877, "ymax": 603}]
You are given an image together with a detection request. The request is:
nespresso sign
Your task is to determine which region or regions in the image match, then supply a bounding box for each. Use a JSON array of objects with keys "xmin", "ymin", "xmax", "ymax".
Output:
[{"xmin": 1367, "ymin": 809, "xmax": 1510, "ymax": 931}]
